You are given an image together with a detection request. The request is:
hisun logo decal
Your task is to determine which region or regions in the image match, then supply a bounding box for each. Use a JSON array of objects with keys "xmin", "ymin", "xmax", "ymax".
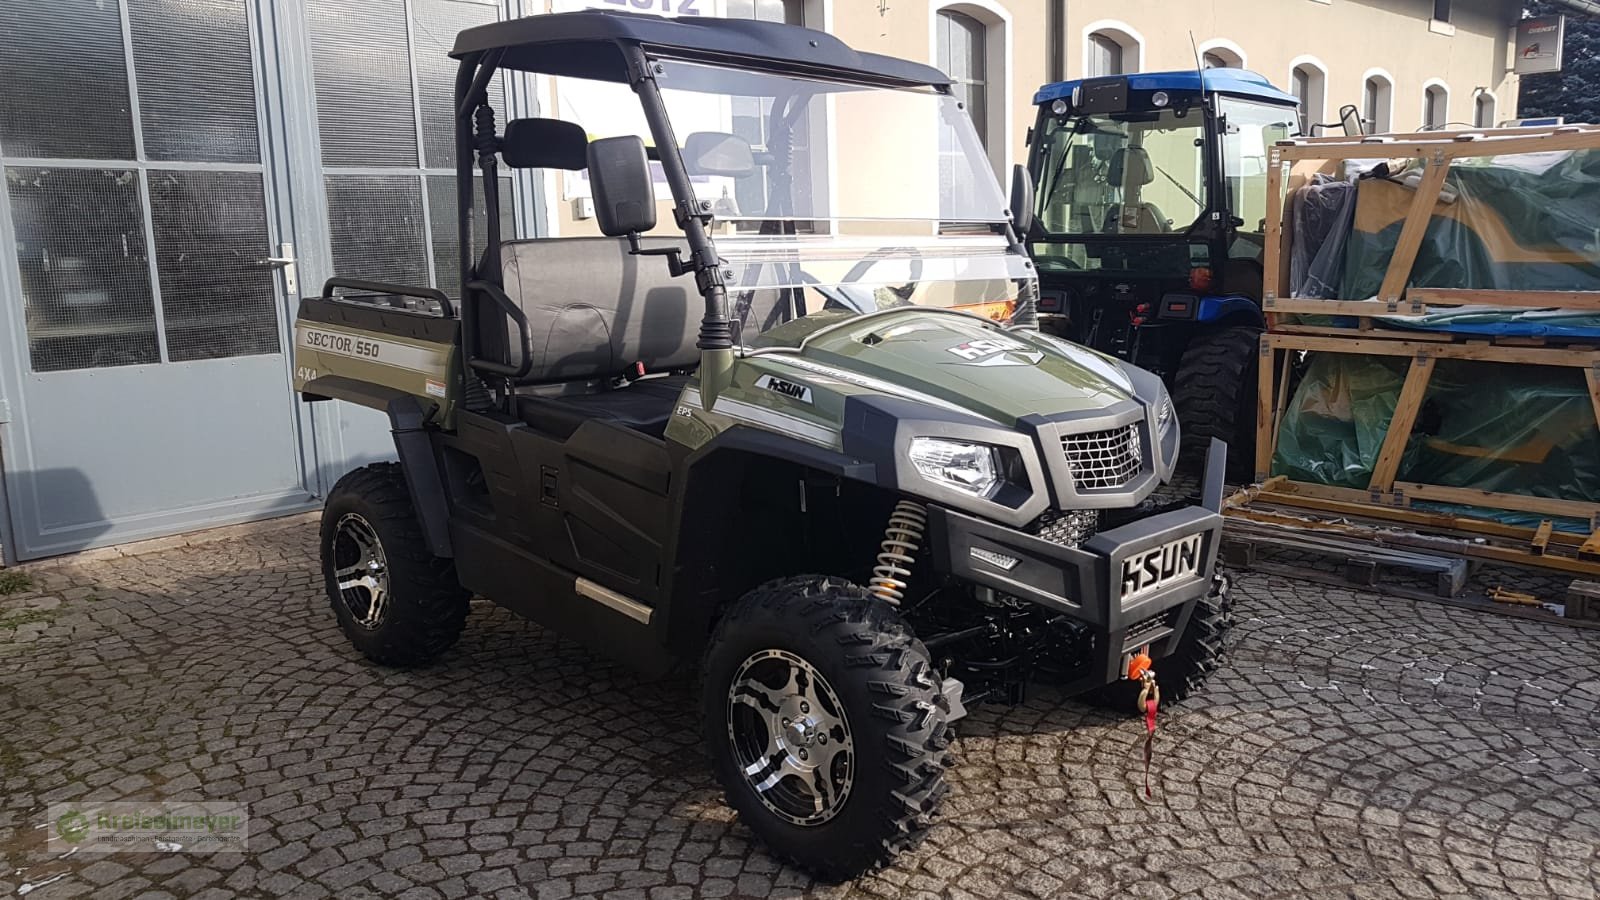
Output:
[
  {"xmin": 946, "ymin": 337, "xmax": 1044, "ymax": 367},
  {"xmin": 755, "ymin": 374, "xmax": 813, "ymax": 404}
]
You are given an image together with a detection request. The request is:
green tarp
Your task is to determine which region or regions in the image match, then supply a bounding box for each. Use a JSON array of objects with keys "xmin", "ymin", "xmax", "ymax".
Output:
[
  {"xmin": 1270, "ymin": 355, "xmax": 1600, "ymax": 532},
  {"xmin": 1342, "ymin": 150, "xmax": 1600, "ymax": 301}
]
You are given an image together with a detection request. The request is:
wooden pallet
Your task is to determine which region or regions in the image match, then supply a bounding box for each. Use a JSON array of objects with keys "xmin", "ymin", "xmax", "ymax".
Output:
[
  {"xmin": 1223, "ymin": 517, "xmax": 1468, "ymax": 597},
  {"xmin": 1221, "ymin": 486, "xmax": 1600, "ymax": 628}
]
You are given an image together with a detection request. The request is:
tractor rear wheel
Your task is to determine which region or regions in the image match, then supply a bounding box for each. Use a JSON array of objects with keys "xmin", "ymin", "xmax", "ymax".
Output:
[{"xmin": 1172, "ymin": 325, "xmax": 1262, "ymax": 482}]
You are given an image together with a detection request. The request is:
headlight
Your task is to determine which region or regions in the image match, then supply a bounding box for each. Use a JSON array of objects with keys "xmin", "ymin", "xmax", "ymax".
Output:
[
  {"xmin": 908, "ymin": 438, "xmax": 1000, "ymax": 497},
  {"xmin": 1157, "ymin": 392, "xmax": 1174, "ymax": 429}
]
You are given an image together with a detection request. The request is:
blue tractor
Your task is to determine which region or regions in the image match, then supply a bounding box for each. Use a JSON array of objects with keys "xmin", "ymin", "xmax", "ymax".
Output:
[{"xmin": 1024, "ymin": 69, "xmax": 1302, "ymax": 477}]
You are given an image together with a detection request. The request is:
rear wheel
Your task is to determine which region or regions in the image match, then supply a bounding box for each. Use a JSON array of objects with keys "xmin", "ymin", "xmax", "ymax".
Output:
[
  {"xmin": 1172, "ymin": 325, "xmax": 1262, "ymax": 482},
  {"xmin": 321, "ymin": 463, "xmax": 470, "ymax": 667},
  {"xmin": 1084, "ymin": 574, "xmax": 1233, "ymax": 712},
  {"xmin": 702, "ymin": 576, "xmax": 952, "ymax": 882}
]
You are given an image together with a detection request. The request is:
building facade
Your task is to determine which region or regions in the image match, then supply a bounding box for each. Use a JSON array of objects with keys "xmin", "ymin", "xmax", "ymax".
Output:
[{"xmin": 0, "ymin": 0, "xmax": 1535, "ymax": 561}]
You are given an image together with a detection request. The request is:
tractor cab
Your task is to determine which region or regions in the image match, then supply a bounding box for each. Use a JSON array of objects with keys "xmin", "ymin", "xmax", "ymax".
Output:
[
  {"xmin": 1027, "ymin": 69, "xmax": 1299, "ymax": 367},
  {"xmin": 1025, "ymin": 69, "xmax": 1299, "ymax": 475}
]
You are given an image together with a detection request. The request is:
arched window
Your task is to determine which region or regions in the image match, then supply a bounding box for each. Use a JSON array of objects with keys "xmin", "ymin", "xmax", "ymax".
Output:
[
  {"xmin": 1423, "ymin": 82, "xmax": 1449, "ymax": 130},
  {"xmin": 937, "ymin": 11, "xmax": 988, "ymax": 149},
  {"xmin": 934, "ymin": 2, "xmax": 1010, "ymax": 175},
  {"xmin": 1289, "ymin": 59, "xmax": 1327, "ymax": 135},
  {"xmin": 1475, "ymin": 91, "xmax": 1497, "ymax": 128},
  {"xmin": 1082, "ymin": 22, "xmax": 1143, "ymax": 77},
  {"xmin": 1088, "ymin": 33, "xmax": 1123, "ymax": 76},
  {"xmin": 1198, "ymin": 41, "xmax": 1245, "ymax": 70},
  {"xmin": 1362, "ymin": 73, "xmax": 1393, "ymax": 134}
]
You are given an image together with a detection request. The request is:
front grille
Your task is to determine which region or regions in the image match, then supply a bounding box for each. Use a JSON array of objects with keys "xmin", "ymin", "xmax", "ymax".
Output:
[
  {"xmin": 1030, "ymin": 509, "xmax": 1100, "ymax": 548},
  {"xmin": 1061, "ymin": 424, "xmax": 1142, "ymax": 490}
]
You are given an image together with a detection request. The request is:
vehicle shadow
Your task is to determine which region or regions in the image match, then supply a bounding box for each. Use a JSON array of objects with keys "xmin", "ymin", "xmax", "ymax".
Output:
[{"xmin": 0, "ymin": 467, "xmax": 112, "ymax": 564}]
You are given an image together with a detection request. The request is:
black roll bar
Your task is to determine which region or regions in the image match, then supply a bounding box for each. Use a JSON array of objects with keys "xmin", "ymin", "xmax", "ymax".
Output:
[{"xmin": 623, "ymin": 46, "xmax": 732, "ymax": 354}]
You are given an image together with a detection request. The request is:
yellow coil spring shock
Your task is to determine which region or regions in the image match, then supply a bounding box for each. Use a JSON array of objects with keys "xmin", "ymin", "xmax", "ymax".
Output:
[{"xmin": 869, "ymin": 500, "xmax": 927, "ymax": 604}]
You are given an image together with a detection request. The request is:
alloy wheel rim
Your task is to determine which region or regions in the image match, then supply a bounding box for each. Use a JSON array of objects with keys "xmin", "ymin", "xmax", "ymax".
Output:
[
  {"xmin": 726, "ymin": 649, "xmax": 854, "ymax": 826},
  {"xmin": 332, "ymin": 513, "xmax": 389, "ymax": 630}
]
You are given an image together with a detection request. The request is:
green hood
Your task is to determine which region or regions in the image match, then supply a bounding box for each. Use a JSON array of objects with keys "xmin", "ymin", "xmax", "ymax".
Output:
[{"xmin": 762, "ymin": 309, "xmax": 1135, "ymax": 425}]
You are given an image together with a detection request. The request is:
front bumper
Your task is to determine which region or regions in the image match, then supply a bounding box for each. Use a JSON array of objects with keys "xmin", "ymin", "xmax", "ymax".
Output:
[{"xmin": 923, "ymin": 442, "xmax": 1228, "ymax": 687}]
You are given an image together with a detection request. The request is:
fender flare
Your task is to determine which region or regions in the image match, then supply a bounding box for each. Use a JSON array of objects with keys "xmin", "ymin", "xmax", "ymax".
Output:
[
  {"xmin": 387, "ymin": 396, "xmax": 453, "ymax": 558},
  {"xmin": 1196, "ymin": 295, "xmax": 1264, "ymax": 328}
]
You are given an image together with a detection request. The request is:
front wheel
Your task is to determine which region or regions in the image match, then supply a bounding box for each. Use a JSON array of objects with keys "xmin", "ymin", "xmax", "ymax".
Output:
[{"xmin": 702, "ymin": 576, "xmax": 952, "ymax": 882}]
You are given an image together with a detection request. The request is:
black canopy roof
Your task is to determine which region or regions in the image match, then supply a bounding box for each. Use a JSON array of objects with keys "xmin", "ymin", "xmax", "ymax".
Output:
[{"xmin": 449, "ymin": 10, "xmax": 951, "ymax": 88}]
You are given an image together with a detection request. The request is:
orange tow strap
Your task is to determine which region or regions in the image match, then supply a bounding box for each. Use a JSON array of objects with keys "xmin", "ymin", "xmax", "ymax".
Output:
[{"xmin": 1136, "ymin": 670, "xmax": 1160, "ymax": 799}]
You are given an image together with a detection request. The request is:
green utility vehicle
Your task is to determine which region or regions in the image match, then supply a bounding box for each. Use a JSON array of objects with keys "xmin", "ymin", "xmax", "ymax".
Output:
[{"xmin": 294, "ymin": 10, "xmax": 1231, "ymax": 879}]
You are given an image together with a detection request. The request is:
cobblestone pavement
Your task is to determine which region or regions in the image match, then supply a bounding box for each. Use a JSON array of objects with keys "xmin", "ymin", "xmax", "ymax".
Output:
[{"xmin": 1, "ymin": 520, "xmax": 1597, "ymax": 900}]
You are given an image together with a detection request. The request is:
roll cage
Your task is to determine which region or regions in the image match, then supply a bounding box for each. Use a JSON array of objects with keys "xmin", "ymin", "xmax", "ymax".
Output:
[{"xmin": 447, "ymin": 10, "xmax": 1035, "ymax": 405}]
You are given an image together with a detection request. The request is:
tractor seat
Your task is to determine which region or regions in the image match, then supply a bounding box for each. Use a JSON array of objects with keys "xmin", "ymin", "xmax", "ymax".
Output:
[{"xmin": 514, "ymin": 375, "xmax": 691, "ymax": 439}]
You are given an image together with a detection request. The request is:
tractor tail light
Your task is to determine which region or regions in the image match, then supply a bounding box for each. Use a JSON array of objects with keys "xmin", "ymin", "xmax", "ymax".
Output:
[{"xmin": 1189, "ymin": 267, "xmax": 1214, "ymax": 292}]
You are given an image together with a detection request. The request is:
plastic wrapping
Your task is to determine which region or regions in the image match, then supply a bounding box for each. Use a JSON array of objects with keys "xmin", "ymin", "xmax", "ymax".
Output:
[
  {"xmin": 1270, "ymin": 354, "xmax": 1407, "ymax": 487},
  {"xmin": 1288, "ymin": 175, "xmax": 1357, "ymax": 299},
  {"xmin": 1341, "ymin": 149, "xmax": 1600, "ymax": 300},
  {"xmin": 1271, "ymin": 356, "xmax": 1600, "ymax": 529}
]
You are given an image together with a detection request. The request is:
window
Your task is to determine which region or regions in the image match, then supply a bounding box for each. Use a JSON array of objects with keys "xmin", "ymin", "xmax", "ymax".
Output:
[
  {"xmin": 1219, "ymin": 99, "xmax": 1298, "ymax": 256},
  {"xmin": 1290, "ymin": 62, "xmax": 1326, "ymax": 135},
  {"xmin": 1, "ymin": 0, "xmax": 285, "ymax": 371},
  {"xmin": 1475, "ymin": 92, "xmax": 1497, "ymax": 128},
  {"xmin": 1198, "ymin": 42, "xmax": 1244, "ymax": 70},
  {"xmin": 725, "ymin": 0, "xmax": 802, "ymax": 24},
  {"xmin": 1362, "ymin": 74, "xmax": 1393, "ymax": 134},
  {"xmin": 937, "ymin": 11, "xmax": 989, "ymax": 152},
  {"xmin": 1082, "ymin": 22, "xmax": 1142, "ymax": 78},
  {"xmin": 1087, "ymin": 33, "xmax": 1124, "ymax": 77},
  {"xmin": 1433, "ymin": 0, "xmax": 1452, "ymax": 23},
  {"xmin": 1424, "ymin": 83, "xmax": 1449, "ymax": 130}
]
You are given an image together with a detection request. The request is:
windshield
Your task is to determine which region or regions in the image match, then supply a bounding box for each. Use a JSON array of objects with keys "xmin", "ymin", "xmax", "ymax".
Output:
[
  {"xmin": 1034, "ymin": 108, "xmax": 1206, "ymax": 238},
  {"xmin": 549, "ymin": 58, "xmax": 1028, "ymax": 341}
]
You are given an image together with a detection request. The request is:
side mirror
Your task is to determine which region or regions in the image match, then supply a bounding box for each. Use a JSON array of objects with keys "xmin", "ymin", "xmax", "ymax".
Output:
[
  {"xmin": 1009, "ymin": 164, "xmax": 1035, "ymax": 237},
  {"xmin": 1339, "ymin": 104, "xmax": 1365, "ymax": 137},
  {"xmin": 588, "ymin": 136, "xmax": 656, "ymax": 237}
]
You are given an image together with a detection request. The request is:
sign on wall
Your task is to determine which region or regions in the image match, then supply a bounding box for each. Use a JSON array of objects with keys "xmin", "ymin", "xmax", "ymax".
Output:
[{"xmin": 1514, "ymin": 15, "xmax": 1565, "ymax": 76}]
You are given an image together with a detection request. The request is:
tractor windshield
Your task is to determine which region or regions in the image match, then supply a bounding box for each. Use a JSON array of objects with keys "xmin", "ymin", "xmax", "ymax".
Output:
[
  {"xmin": 549, "ymin": 59, "xmax": 1030, "ymax": 341},
  {"xmin": 1033, "ymin": 109, "xmax": 1207, "ymax": 239}
]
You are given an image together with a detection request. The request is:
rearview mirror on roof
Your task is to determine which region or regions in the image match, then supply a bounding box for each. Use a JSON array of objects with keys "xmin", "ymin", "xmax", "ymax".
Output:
[{"xmin": 683, "ymin": 132, "xmax": 755, "ymax": 178}]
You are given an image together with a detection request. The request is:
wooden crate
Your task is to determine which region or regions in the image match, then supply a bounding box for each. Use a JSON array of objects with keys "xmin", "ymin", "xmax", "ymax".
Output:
[{"xmin": 1236, "ymin": 125, "xmax": 1600, "ymax": 574}]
